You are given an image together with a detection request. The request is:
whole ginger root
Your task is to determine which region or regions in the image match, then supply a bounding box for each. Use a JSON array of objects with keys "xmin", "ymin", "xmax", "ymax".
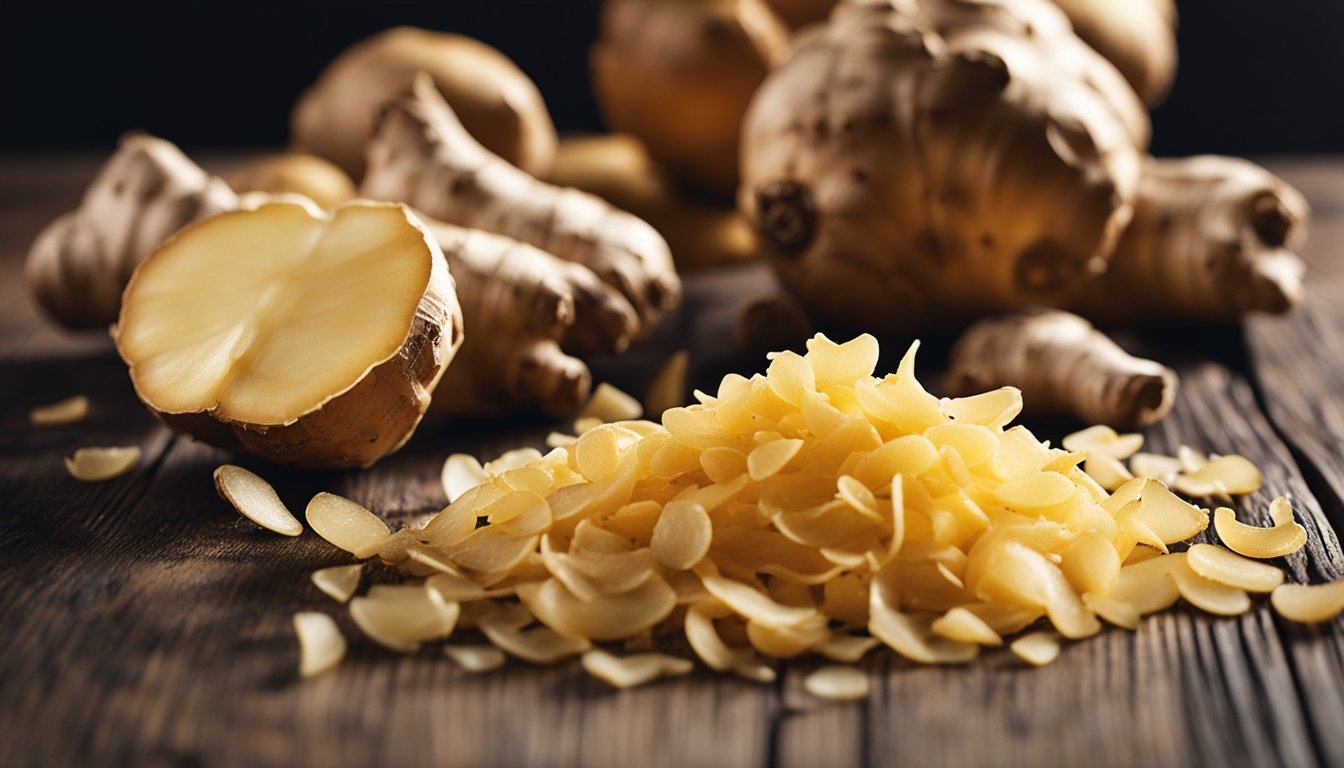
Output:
[
  {"xmin": 947, "ymin": 308, "xmax": 1178, "ymax": 429},
  {"xmin": 361, "ymin": 75, "xmax": 681, "ymax": 334},
  {"xmin": 26, "ymin": 134, "xmax": 654, "ymax": 418},
  {"xmin": 738, "ymin": 0, "xmax": 1308, "ymax": 335},
  {"xmin": 591, "ymin": 0, "xmax": 790, "ymax": 198}
]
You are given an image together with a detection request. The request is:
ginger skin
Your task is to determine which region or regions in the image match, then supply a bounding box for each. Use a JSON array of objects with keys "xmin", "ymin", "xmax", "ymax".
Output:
[
  {"xmin": 26, "ymin": 135, "xmax": 641, "ymax": 417},
  {"xmin": 1064, "ymin": 156, "xmax": 1308, "ymax": 325},
  {"xmin": 362, "ymin": 75, "xmax": 681, "ymax": 334},
  {"xmin": 546, "ymin": 135, "xmax": 757, "ymax": 271},
  {"xmin": 946, "ymin": 308, "xmax": 1178, "ymax": 429},
  {"xmin": 739, "ymin": 0, "xmax": 1307, "ymax": 335},
  {"xmin": 291, "ymin": 27, "xmax": 557, "ymax": 179},
  {"xmin": 26, "ymin": 134, "xmax": 239, "ymax": 329},
  {"xmin": 1049, "ymin": 0, "xmax": 1177, "ymax": 106},
  {"xmin": 591, "ymin": 0, "xmax": 790, "ymax": 198}
]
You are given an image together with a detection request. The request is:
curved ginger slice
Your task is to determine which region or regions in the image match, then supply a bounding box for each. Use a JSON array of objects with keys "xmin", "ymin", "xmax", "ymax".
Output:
[{"xmin": 1213, "ymin": 498, "xmax": 1306, "ymax": 559}]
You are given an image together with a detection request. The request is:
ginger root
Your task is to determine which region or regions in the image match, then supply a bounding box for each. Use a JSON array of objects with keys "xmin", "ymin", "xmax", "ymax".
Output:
[
  {"xmin": 26, "ymin": 134, "xmax": 239, "ymax": 329},
  {"xmin": 362, "ymin": 75, "xmax": 681, "ymax": 333},
  {"xmin": 226, "ymin": 153, "xmax": 357, "ymax": 210},
  {"xmin": 28, "ymin": 134, "xmax": 648, "ymax": 419},
  {"xmin": 1064, "ymin": 156, "xmax": 1308, "ymax": 325},
  {"xmin": 546, "ymin": 135, "xmax": 757, "ymax": 271},
  {"xmin": 291, "ymin": 27, "xmax": 557, "ymax": 179},
  {"xmin": 591, "ymin": 0, "xmax": 790, "ymax": 198},
  {"xmin": 945, "ymin": 308, "xmax": 1177, "ymax": 429},
  {"xmin": 428, "ymin": 222, "xmax": 638, "ymax": 416},
  {"xmin": 115, "ymin": 200, "xmax": 463, "ymax": 468},
  {"xmin": 739, "ymin": 0, "xmax": 1307, "ymax": 334}
]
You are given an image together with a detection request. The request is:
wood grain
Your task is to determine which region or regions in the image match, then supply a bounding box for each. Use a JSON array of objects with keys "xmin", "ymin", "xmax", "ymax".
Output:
[{"xmin": 1, "ymin": 154, "xmax": 1342, "ymax": 768}]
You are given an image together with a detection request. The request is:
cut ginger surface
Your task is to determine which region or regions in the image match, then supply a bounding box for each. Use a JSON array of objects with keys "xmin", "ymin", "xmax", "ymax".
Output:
[{"xmin": 116, "ymin": 200, "xmax": 462, "ymax": 468}]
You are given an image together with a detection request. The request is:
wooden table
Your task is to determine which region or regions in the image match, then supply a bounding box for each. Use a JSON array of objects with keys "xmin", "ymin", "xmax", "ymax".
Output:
[{"xmin": 1, "ymin": 153, "xmax": 1342, "ymax": 768}]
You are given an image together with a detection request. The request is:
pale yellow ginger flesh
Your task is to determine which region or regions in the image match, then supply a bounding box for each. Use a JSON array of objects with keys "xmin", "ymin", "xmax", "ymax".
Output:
[
  {"xmin": 1010, "ymin": 631, "xmax": 1062, "ymax": 667},
  {"xmin": 293, "ymin": 612, "xmax": 346, "ymax": 678},
  {"xmin": 443, "ymin": 644, "xmax": 507, "ymax": 672},
  {"xmin": 296, "ymin": 333, "xmax": 1328, "ymax": 694},
  {"xmin": 804, "ymin": 665, "xmax": 870, "ymax": 701},
  {"xmin": 645, "ymin": 350, "xmax": 690, "ymax": 418},
  {"xmin": 311, "ymin": 564, "xmax": 363, "ymax": 604},
  {"xmin": 577, "ymin": 382, "xmax": 644, "ymax": 423},
  {"xmin": 1069, "ymin": 425, "xmax": 1264, "ymax": 499},
  {"xmin": 1271, "ymin": 581, "xmax": 1344, "ymax": 624},
  {"xmin": 581, "ymin": 649, "xmax": 693, "ymax": 689},
  {"xmin": 214, "ymin": 464, "xmax": 303, "ymax": 537},
  {"xmin": 115, "ymin": 200, "xmax": 462, "ymax": 469},
  {"xmin": 30, "ymin": 395, "xmax": 89, "ymax": 426},
  {"xmin": 65, "ymin": 447, "xmax": 139, "ymax": 482}
]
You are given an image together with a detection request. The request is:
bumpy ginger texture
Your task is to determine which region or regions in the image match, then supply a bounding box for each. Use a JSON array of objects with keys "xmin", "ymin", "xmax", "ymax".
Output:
[
  {"xmin": 591, "ymin": 0, "xmax": 790, "ymax": 198},
  {"xmin": 546, "ymin": 135, "xmax": 757, "ymax": 270},
  {"xmin": 26, "ymin": 133, "xmax": 240, "ymax": 329},
  {"xmin": 308, "ymin": 334, "xmax": 1315, "ymax": 675},
  {"xmin": 291, "ymin": 27, "xmax": 557, "ymax": 179},
  {"xmin": 739, "ymin": 0, "xmax": 1307, "ymax": 334},
  {"xmin": 946, "ymin": 308, "xmax": 1178, "ymax": 429},
  {"xmin": 115, "ymin": 200, "xmax": 463, "ymax": 468},
  {"xmin": 1063, "ymin": 156, "xmax": 1309, "ymax": 325},
  {"xmin": 28, "ymin": 134, "xmax": 655, "ymax": 417},
  {"xmin": 362, "ymin": 75, "xmax": 681, "ymax": 333}
]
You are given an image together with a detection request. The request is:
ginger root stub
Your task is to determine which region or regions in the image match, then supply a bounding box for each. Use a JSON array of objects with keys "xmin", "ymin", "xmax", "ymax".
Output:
[{"xmin": 115, "ymin": 200, "xmax": 463, "ymax": 468}]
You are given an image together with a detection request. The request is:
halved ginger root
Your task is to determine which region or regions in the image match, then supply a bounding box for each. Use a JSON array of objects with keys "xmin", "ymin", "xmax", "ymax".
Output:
[
  {"xmin": 946, "ymin": 308, "xmax": 1178, "ymax": 428},
  {"xmin": 28, "ymin": 134, "xmax": 645, "ymax": 418},
  {"xmin": 298, "ymin": 332, "xmax": 1321, "ymax": 692},
  {"xmin": 225, "ymin": 153, "xmax": 357, "ymax": 210},
  {"xmin": 291, "ymin": 27, "xmax": 558, "ymax": 179},
  {"xmin": 27, "ymin": 133, "xmax": 239, "ymax": 329},
  {"xmin": 362, "ymin": 74, "xmax": 681, "ymax": 333},
  {"xmin": 115, "ymin": 200, "xmax": 463, "ymax": 468}
]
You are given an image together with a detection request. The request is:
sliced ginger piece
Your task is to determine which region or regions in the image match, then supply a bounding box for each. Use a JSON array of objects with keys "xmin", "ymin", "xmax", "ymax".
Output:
[
  {"xmin": 65, "ymin": 446, "xmax": 139, "ymax": 481},
  {"xmin": 804, "ymin": 665, "xmax": 870, "ymax": 701},
  {"xmin": 1186, "ymin": 544, "xmax": 1284, "ymax": 593},
  {"xmin": 1271, "ymin": 580, "xmax": 1344, "ymax": 624},
  {"xmin": 1011, "ymin": 631, "xmax": 1062, "ymax": 667},
  {"xmin": 579, "ymin": 382, "xmax": 643, "ymax": 423},
  {"xmin": 1213, "ymin": 499, "xmax": 1306, "ymax": 559},
  {"xmin": 30, "ymin": 395, "xmax": 89, "ymax": 426},
  {"xmin": 115, "ymin": 200, "xmax": 463, "ymax": 468},
  {"xmin": 214, "ymin": 464, "xmax": 302, "ymax": 536},
  {"xmin": 294, "ymin": 612, "xmax": 346, "ymax": 678},
  {"xmin": 311, "ymin": 564, "xmax": 363, "ymax": 604}
]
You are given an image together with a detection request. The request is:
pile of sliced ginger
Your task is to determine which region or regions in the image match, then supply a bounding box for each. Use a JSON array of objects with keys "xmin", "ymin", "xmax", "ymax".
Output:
[{"xmin": 215, "ymin": 334, "xmax": 1344, "ymax": 697}]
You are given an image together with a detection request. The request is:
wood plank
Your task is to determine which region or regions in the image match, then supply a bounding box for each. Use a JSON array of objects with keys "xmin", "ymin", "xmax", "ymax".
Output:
[{"xmin": 1240, "ymin": 160, "xmax": 1344, "ymax": 768}]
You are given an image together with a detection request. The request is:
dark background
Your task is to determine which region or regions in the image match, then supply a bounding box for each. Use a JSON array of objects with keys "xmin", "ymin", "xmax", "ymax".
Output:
[{"xmin": 2, "ymin": 0, "xmax": 1342, "ymax": 155}]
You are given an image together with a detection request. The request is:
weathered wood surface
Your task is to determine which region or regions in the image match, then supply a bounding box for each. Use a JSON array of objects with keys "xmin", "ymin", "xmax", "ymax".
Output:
[{"xmin": 0, "ymin": 153, "xmax": 1341, "ymax": 768}]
